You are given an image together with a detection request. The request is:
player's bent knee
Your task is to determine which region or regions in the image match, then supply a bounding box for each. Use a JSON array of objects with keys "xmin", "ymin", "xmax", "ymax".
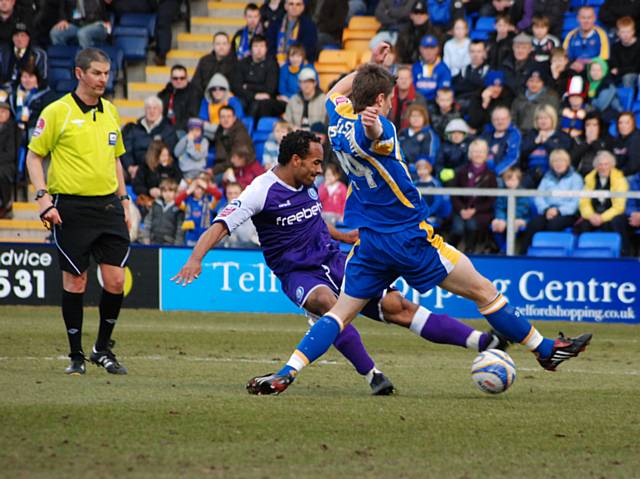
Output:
[
  {"xmin": 304, "ymin": 288, "xmax": 337, "ymax": 317},
  {"xmin": 381, "ymin": 293, "xmax": 416, "ymax": 327},
  {"xmin": 62, "ymin": 271, "xmax": 87, "ymax": 293}
]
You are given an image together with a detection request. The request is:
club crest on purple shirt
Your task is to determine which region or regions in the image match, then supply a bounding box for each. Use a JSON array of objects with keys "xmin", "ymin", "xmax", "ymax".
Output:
[
  {"xmin": 308, "ymin": 188, "xmax": 318, "ymax": 200},
  {"xmin": 296, "ymin": 286, "xmax": 305, "ymax": 303}
]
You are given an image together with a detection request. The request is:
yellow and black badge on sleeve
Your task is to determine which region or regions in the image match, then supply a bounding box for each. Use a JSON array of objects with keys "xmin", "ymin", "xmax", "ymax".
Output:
[{"xmin": 28, "ymin": 92, "xmax": 126, "ymax": 196}]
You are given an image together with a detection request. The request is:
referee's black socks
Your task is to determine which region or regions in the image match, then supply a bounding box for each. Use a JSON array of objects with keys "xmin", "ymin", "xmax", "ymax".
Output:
[
  {"xmin": 62, "ymin": 290, "xmax": 84, "ymax": 357},
  {"xmin": 96, "ymin": 289, "xmax": 124, "ymax": 352}
]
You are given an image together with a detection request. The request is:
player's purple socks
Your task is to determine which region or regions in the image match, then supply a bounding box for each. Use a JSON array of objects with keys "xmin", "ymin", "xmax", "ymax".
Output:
[
  {"xmin": 409, "ymin": 307, "xmax": 481, "ymax": 349},
  {"xmin": 332, "ymin": 323, "xmax": 375, "ymax": 375}
]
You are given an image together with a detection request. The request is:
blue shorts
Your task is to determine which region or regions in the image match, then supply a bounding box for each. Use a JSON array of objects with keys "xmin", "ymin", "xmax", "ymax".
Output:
[
  {"xmin": 279, "ymin": 251, "xmax": 388, "ymax": 322},
  {"xmin": 343, "ymin": 223, "xmax": 461, "ymax": 300}
]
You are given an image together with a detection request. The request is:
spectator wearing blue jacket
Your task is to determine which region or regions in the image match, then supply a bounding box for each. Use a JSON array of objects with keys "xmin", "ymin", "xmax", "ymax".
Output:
[
  {"xmin": 480, "ymin": 105, "xmax": 522, "ymax": 176},
  {"xmin": 562, "ymin": 6, "xmax": 609, "ymax": 73},
  {"xmin": 277, "ymin": 44, "xmax": 316, "ymax": 100},
  {"xmin": 520, "ymin": 149, "xmax": 584, "ymax": 252},
  {"xmin": 266, "ymin": 0, "xmax": 318, "ymax": 64},
  {"xmin": 412, "ymin": 34, "xmax": 452, "ymax": 102},
  {"xmin": 398, "ymin": 103, "xmax": 440, "ymax": 166}
]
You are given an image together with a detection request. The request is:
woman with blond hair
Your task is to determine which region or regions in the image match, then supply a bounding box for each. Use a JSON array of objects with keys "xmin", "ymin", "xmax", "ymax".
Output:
[{"xmin": 520, "ymin": 103, "xmax": 572, "ymax": 187}]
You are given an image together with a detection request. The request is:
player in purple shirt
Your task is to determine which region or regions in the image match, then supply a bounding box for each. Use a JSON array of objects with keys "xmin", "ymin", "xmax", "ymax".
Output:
[{"xmin": 173, "ymin": 130, "xmax": 506, "ymax": 394}]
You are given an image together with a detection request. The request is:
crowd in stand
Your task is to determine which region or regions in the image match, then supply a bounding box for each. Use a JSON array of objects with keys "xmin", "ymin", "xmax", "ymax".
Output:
[{"xmin": 0, "ymin": 0, "xmax": 639, "ymax": 255}]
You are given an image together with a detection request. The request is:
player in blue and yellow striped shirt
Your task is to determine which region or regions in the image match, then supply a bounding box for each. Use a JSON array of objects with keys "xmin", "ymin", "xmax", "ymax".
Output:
[{"xmin": 247, "ymin": 44, "xmax": 593, "ymax": 395}]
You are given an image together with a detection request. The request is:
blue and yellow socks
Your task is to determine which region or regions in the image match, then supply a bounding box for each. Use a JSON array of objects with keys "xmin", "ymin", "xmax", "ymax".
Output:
[
  {"xmin": 277, "ymin": 313, "xmax": 343, "ymax": 377},
  {"xmin": 479, "ymin": 294, "xmax": 554, "ymax": 359}
]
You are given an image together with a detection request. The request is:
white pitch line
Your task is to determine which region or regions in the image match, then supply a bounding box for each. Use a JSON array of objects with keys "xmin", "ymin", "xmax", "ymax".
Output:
[
  {"xmin": 0, "ymin": 356, "xmax": 638, "ymax": 376},
  {"xmin": 0, "ymin": 355, "xmax": 339, "ymax": 366}
]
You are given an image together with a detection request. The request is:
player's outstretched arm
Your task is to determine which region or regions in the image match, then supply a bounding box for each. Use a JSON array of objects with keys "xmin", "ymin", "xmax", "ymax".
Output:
[
  {"xmin": 326, "ymin": 42, "xmax": 391, "ymax": 98},
  {"xmin": 361, "ymin": 106, "xmax": 383, "ymax": 140},
  {"xmin": 171, "ymin": 222, "xmax": 229, "ymax": 286}
]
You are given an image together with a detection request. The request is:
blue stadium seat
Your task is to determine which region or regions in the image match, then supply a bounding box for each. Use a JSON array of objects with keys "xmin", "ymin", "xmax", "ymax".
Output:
[
  {"xmin": 253, "ymin": 116, "xmax": 279, "ymax": 142},
  {"xmin": 47, "ymin": 45, "xmax": 80, "ymax": 68},
  {"xmin": 530, "ymin": 231, "xmax": 576, "ymax": 255},
  {"xmin": 241, "ymin": 117, "xmax": 254, "ymax": 136},
  {"xmin": 49, "ymin": 67, "xmax": 72, "ymax": 83},
  {"xmin": 617, "ymin": 87, "xmax": 634, "ymax": 112},
  {"xmin": 609, "ymin": 121, "xmax": 618, "ymax": 137},
  {"xmin": 570, "ymin": 0, "xmax": 584, "ymax": 9},
  {"xmin": 118, "ymin": 13, "xmax": 156, "ymax": 39},
  {"xmin": 256, "ymin": 116, "xmax": 279, "ymax": 134},
  {"xmin": 575, "ymin": 232, "xmax": 621, "ymax": 257},
  {"xmin": 563, "ymin": 17, "xmax": 579, "ymax": 34},
  {"xmin": 572, "ymin": 247, "xmax": 616, "ymax": 258},
  {"xmin": 585, "ymin": 0, "xmax": 604, "ymax": 6},
  {"xmin": 526, "ymin": 246, "xmax": 568, "ymax": 257},
  {"xmin": 470, "ymin": 30, "xmax": 489, "ymax": 41},
  {"xmin": 475, "ymin": 16, "xmax": 495, "ymax": 33},
  {"xmin": 53, "ymin": 79, "xmax": 78, "ymax": 94},
  {"xmin": 254, "ymin": 140, "xmax": 265, "ymax": 164},
  {"xmin": 114, "ymin": 33, "xmax": 148, "ymax": 62}
]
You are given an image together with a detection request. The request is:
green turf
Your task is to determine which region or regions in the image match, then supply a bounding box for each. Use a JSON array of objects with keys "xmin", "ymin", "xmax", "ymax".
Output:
[{"xmin": 1, "ymin": 306, "xmax": 638, "ymax": 479}]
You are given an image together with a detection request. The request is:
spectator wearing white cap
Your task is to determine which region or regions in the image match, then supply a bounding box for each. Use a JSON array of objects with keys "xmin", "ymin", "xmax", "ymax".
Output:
[
  {"xmin": 284, "ymin": 67, "xmax": 326, "ymax": 129},
  {"xmin": 435, "ymin": 118, "xmax": 473, "ymax": 184}
]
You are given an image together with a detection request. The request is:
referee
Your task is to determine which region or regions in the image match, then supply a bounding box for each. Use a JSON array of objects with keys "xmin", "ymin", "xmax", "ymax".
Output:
[{"xmin": 26, "ymin": 48, "xmax": 130, "ymax": 375}]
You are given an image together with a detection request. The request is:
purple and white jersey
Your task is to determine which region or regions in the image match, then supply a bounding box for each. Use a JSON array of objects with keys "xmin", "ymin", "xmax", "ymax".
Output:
[{"xmin": 213, "ymin": 169, "xmax": 340, "ymax": 276}]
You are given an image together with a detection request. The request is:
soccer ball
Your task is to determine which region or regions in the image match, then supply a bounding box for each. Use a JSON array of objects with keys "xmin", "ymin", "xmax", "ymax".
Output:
[{"xmin": 471, "ymin": 349, "xmax": 516, "ymax": 394}]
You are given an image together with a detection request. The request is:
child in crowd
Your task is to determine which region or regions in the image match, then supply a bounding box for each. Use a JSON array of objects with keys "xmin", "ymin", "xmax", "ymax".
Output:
[
  {"xmin": 219, "ymin": 182, "xmax": 260, "ymax": 248},
  {"xmin": 531, "ymin": 15, "xmax": 559, "ymax": 65},
  {"xmin": 277, "ymin": 44, "xmax": 315, "ymax": 102},
  {"xmin": 561, "ymin": 76, "xmax": 588, "ymax": 139},
  {"xmin": 491, "ymin": 167, "xmax": 530, "ymax": 237},
  {"xmin": 430, "ymin": 87, "xmax": 461, "ymax": 138},
  {"xmin": 176, "ymin": 172, "xmax": 222, "ymax": 246},
  {"xmin": 488, "ymin": 14, "xmax": 515, "ymax": 69},
  {"xmin": 443, "ymin": 18, "xmax": 471, "ymax": 77},
  {"xmin": 414, "ymin": 157, "xmax": 451, "ymax": 227},
  {"xmin": 142, "ymin": 178, "xmax": 184, "ymax": 245},
  {"xmin": 318, "ymin": 162, "xmax": 347, "ymax": 225},
  {"xmin": 549, "ymin": 47, "xmax": 571, "ymax": 97},
  {"xmin": 175, "ymin": 118, "xmax": 210, "ymax": 180},
  {"xmin": 223, "ymin": 145, "xmax": 264, "ymax": 189},
  {"xmin": 263, "ymin": 120, "xmax": 293, "ymax": 169},
  {"xmin": 609, "ymin": 16, "xmax": 640, "ymax": 88},
  {"xmin": 435, "ymin": 118, "xmax": 473, "ymax": 184}
]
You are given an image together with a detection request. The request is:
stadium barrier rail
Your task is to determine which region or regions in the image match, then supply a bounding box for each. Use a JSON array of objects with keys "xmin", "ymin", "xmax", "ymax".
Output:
[{"xmin": 418, "ymin": 187, "xmax": 640, "ymax": 255}]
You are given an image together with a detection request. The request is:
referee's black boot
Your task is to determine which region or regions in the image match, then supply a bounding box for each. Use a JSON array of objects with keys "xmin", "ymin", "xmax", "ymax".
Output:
[
  {"xmin": 90, "ymin": 343, "xmax": 127, "ymax": 375},
  {"xmin": 65, "ymin": 352, "xmax": 86, "ymax": 375}
]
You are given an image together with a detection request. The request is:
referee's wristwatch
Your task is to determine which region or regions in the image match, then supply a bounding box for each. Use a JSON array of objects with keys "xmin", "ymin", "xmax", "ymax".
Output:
[
  {"xmin": 35, "ymin": 189, "xmax": 48, "ymax": 200},
  {"xmin": 119, "ymin": 194, "xmax": 131, "ymax": 202}
]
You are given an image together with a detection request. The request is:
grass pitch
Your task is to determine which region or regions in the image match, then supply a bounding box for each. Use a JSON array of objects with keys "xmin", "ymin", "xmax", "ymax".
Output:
[{"xmin": 1, "ymin": 307, "xmax": 639, "ymax": 479}]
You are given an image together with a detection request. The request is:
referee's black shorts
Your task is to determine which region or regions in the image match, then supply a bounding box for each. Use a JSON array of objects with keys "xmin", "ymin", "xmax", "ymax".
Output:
[{"xmin": 52, "ymin": 194, "xmax": 130, "ymax": 275}]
